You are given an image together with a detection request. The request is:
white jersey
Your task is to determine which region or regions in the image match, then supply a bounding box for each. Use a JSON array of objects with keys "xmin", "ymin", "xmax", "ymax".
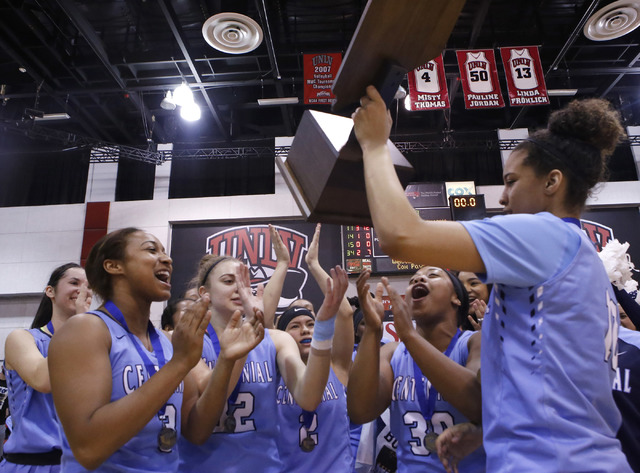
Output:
[
  {"xmin": 509, "ymin": 49, "xmax": 538, "ymax": 90},
  {"xmin": 414, "ymin": 60, "xmax": 440, "ymax": 94},
  {"xmin": 465, "ymin": 52, "xmax": 493, "ymax": 94}
]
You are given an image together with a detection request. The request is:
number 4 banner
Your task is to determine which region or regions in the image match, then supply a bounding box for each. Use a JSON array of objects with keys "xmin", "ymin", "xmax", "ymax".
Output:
[
  {"xmin": 456, "ymin": 49, "xmax": 505, "ymax": 109},
  {"xmin": 499, "ymin": 46, "xmax": 549, "ymax": 107},
  {"xmin": 406, "ymin": 55, "xmax": 450, "ymax": 110}
]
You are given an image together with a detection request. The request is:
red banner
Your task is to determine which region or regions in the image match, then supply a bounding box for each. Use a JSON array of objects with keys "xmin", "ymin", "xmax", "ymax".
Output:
[
  {"xmin": 303, "ymin": 53, "xmax": 342, "ymax": 105},
  {"xmin": 499, "ymin": 46, "xmax": 549, "ymax": 107},
  {"xmin": 406, "ymin": 55, "xmax": 450, "ymax": 110},
  {"xmin": 456, "ymin": 49, "xmax": 504, "ymax": 109}
]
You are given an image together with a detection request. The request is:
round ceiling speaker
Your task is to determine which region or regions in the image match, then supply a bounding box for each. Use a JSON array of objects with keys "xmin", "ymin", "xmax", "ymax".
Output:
[
  {"xmin": 202, "ymin": 12, "xmax": 263, "ymax": 54},
  {"xmin": 583, "ymin": 0, "xmax": 640, "ymax": 41}
]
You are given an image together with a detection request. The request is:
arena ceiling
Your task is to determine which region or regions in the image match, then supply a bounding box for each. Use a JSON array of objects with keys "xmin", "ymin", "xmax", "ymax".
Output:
[{"xmin": 0, "ymin": 0, "xmax": 639, "ymax": 150}]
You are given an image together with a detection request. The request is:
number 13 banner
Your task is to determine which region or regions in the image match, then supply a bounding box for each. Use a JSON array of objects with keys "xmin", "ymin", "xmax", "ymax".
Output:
[
  {"xmin": 406, "ymin": 55, "xmax": 450, "ymax": 110},
  {"xmin": 499, "ymin": 46, "xmax": 549, "ymax": 107},
  {"xmin": 456, "ymin": 49, "xmax": 505, "ymax": 109}
]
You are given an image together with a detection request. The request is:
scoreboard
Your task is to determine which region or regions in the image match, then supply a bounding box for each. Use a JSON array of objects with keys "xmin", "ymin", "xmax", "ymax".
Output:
[{"xmin": 341, "ymin": 182, "xmax": 486, "ymax": 274}]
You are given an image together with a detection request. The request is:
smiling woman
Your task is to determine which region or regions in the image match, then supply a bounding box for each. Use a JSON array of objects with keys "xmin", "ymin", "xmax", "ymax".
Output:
[
  {"xmin": 1, "ymin": 263, "xmax": 90, "ymax": 473},
  {"xmin": 47, "ymin": 227, "xmax": 263, "ymax": 472}
]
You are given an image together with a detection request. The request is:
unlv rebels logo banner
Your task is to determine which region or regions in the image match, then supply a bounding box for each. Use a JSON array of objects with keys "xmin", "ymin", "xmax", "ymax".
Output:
[
  {"xmin": 170, "ymin": 221, "xmax": 342, "ymax": 314},
  {"xmin": 456, "ymin": 49, "xmax": 505, "ymax": 109},
  {"xmin": 303, "ymin": 53, "xmax": 342, "ymax": 105},
  {"xmin": 499, "ymin": 46, "xmax": 549, "ymax": 107},
  {"xmin": 406, "ymin": 55, "xmax": 450, "ymax": 110}
]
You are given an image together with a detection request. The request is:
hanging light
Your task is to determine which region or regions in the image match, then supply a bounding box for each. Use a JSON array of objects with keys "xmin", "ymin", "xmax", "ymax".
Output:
[
  {"xmin": 160, "ymin": 91, "xmax": 176, "ymax": 110},
  {"xmin": 173, "ymin": 82, "xmax": 193, "ymax": 106},
  {"xmin": 404, "ymin": 95, "xmax": 412, "ymax": 111},
  {"xmin": 180, "ymin": 100, "xmax": 201, "ymax": 121}
]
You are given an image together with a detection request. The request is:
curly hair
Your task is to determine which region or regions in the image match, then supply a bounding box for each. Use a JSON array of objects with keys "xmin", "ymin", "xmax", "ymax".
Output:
[{"xmin": 514, "ymin": 98, "xmax": 625, "ymax": 210}]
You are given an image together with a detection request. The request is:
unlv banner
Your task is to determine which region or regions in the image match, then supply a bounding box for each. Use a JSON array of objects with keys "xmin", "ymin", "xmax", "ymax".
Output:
[
  {"xmin": 456, "ymin": 49, "xmax": 505, "ymax": 109},
  {"xmin": 170, "ymin": 221, "xmax": 341, "ymax": 315},
  {"xmin": 303, "ymin": 53, "xmax": 342, "ymax": 105},
  {"xmin": 499, "ymin": 46, "xmax": 550, "ymax": 107},
  {"xmin": 406, "ymin": 55, "xmax": 450, "ymax": 110}
]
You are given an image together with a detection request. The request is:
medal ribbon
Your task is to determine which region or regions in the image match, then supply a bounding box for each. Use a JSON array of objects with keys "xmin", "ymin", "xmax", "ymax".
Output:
[
  {"xmin": 562, "ymin": 217, "xmax": 581, "ymax": 228},
  {"xmin": 104, "ymin": 301, "xmax": 168, "ymax": 417},
  {"xmin": 206, "ymin": 324, "xmax": 241, "ymax": 404},
  {"xmin": 412, "ymin": 329, "xmax": 461, "ymax": 426},
  {"xmin": 46, "ymin": 321, "xmax": 55, "ymax": 336}
]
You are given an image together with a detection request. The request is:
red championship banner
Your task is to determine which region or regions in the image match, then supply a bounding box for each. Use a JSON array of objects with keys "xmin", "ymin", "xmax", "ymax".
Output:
[
  {"xmin": 406, "ymin": 55, "xmax": 450, "ymax": 110},
  {"xmin": 499, "ymin": 46, "xmax": 550, "ymax": 107},
  {"xmin": 303, "ymin": 53, "xmax": 342, "ymax": 105},
  {"xmin": 456, "ymin": 49, "xmax": 504, "ymax": 109}
]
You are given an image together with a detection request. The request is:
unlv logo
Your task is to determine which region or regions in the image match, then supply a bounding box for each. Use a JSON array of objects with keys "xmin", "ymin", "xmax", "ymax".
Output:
[
  {"xmin": 206, "ymin": 225, "xmax": 309, "ymax": 309},
  {"xmin": 581, "ymin": 219, "xmax": 614, "ymax": 252}
]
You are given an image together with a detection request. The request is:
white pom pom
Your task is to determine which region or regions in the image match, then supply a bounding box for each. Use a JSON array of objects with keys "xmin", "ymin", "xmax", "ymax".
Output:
[{"xmin": 598, "ymin": 239, "xmax": 638, "ymax": 292}]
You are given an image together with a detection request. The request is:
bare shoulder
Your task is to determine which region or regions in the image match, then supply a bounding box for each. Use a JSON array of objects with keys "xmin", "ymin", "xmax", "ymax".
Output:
[
  {"xmin": 380, "ymin": 341, "xmax": 400, "ymax": 362},
  {"xmin": 51, "ymin": 313, "xmax": 111, "ymax": 353},
  {"xmin": 268, "ymin": 328, "xmax": 294, "ymax": 349}
]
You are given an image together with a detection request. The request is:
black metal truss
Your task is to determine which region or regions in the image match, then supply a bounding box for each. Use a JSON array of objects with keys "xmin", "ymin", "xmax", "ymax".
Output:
[{"xmin": 3, "ymin": 121, "xmax": 638, "ymax": 165}]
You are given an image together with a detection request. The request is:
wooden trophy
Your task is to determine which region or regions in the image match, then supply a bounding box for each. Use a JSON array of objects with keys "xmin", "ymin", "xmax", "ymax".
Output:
[{"xmin": 277, "ymin": 0, "xmax": 466, "ymax": 225}]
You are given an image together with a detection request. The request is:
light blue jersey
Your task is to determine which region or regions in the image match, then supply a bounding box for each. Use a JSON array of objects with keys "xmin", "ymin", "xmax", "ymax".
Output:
[
  {"xmin": 178, "ymin": 329, "xmax": 282, "ymax": 473},
  {"xmin": 276, "ymin": 366, "xmax": 352, "ymax": 472},
  {"xmin": 60, "ymin": 311, "xmax": 183, "ymax": 473},
  {"xmin": 463, "ymin": 212, "xmax": 631, "ymax": 473},
  {"xmin": 389, "ymin": 331, "xmax": 485, "ymax": 473},
  {"xmin": 614, "ymin": 327, "xmax": 640, "ymax": 471},
  {"xmin": 1, "ymin": 328, "xmax": 61, "ymax": 473}
]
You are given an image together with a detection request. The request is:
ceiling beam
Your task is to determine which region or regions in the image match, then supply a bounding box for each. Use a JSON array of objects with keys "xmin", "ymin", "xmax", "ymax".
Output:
[
  {"xmin": 54, "ymin": 0, "xmax": 167, "ymax": 143},
  {"xmin": 157, "ymin": 0, "xmax": 230, "ymax": 140},
  {"xmin": 255, "ymin": 0, "xmax": 293, "ymax": 136}
]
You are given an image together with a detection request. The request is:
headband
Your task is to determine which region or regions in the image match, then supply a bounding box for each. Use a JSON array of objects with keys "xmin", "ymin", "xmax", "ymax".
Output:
[
  {"xmin": 200, "ymin": 257, "xmax": 231, "ymax": 286},
  {"xmin": 277, "ymin": 306, "xmax": 315, "ymax": 331}
]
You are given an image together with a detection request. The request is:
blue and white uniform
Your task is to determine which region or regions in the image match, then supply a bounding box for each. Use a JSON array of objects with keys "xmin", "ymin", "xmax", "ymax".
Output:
[
  {"xmin": 462, "ymin": 212, "xmax": 631, "ymax": 473},
  {"xmin": 389, "ymin": 330, "xmax": 485, "ymax": 473},
  {"xmin": 1, "ymin": 328, "xmax": 61, "ymax": 473},
  {"xmin": 60, "ymin": 311, "xmax": 183, "ymax": 473},
  {"xmin": 613, "ymin": 327, "xmax": 640, "ymax": 471},
  {"xmin": 179, "ymin": 330, "xmax": 282, "ymax": 473},
  {"xmin": 276, "ymin": 366, "xmax": 352, "ymax": 472}
]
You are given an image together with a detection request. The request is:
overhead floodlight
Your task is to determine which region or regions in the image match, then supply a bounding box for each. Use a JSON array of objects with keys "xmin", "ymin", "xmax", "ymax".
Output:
[
  {"xmin": 257, "ymin": 97, "xmax": 299, "ymax": 106},
  {"xmin": 173, "ymin": 83, "xmax": 193, "ymax": 107},
  {"xmin": 180, "ymin": 101, "xmax": 201, "ymax": 121},
  {"xmin": 160, "ymin": 91, "xmax": 177, "ymax": 110}
]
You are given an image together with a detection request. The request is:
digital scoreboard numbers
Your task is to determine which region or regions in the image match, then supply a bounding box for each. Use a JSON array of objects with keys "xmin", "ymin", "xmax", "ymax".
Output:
[
  {"xmin": 449, "ymin": 194, "xmax": 486, "ymax": 221},
  {"xmin": 343, "ymin": 225, "xmax": 373, "ymax": 273}
]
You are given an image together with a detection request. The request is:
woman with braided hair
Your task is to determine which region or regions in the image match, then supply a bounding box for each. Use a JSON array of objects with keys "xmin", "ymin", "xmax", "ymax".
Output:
[{"xmin": 353, "ymin": 88, "xmax": 631, "ymax": 473}]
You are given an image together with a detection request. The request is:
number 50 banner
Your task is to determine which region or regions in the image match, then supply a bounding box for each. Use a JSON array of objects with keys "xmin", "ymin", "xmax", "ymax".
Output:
[
  {"xmin": 456, "ymin": 49, "xmax": 505, "ymax": 109},
  {"xmin": 406, "ymin": 55, "xmax": 450, "ymax": 110}
]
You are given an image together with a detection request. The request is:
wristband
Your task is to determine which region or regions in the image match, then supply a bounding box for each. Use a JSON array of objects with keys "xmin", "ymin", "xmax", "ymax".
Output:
[{"xmin": 311, "ymin": 317, "xmax": 335, "ymax": 350}]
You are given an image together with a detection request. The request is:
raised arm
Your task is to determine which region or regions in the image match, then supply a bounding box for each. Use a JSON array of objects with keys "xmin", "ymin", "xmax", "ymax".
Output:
[
  {"xmin": 347, "ymin": 270, "xmax": 394, "ymax": 424},
  {"xmin": 48, "ymin": 297, "xmax": 210, "ymax": 470},
  {"xmin": 4, "ymin": 330, "xmax": 51, "ymax": 392},
  {"xmin": 384, "ymin": 278, "xmax": 482, "ymax": 423},
  {"xmin": 274, "ymin": 266, "xmax": 348, "ymax": 411},
  {"xmin": 352, "ymin": 85, "xmax": 484, "ymax": 273},
  {"xmin": 182, "ymin": 309, "xmax": 264, "ymax": 444},
  {"xmin": 305, "ymin": 223, "xmax": 354, "ymax": 385},
  {"xmin": 261, "ymin": 224, "xmax": 290, "ymax": 329}
]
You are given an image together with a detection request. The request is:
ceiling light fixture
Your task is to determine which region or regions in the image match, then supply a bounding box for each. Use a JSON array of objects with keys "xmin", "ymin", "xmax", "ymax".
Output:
[
  {"xmin": 160, "ymin": 91, "xmax": 177, "ymax": 110},
  {"xmin": 34, "ymin": 112, "xmax": 71, "ymax": 121},
  {"xmin": 257, "ymin": 97, "xmax": 299, "ymax": 106},
  {"xmin": 173, "ymin": 82, "xmax": 193, "ymax": 107},
  {"xmin": 180, "ymin": 101, "xmax": 201, "ymax": 121},
  {"xmin": 547, "ymin": 89, "xmax": 579, "ymax": 96}
]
